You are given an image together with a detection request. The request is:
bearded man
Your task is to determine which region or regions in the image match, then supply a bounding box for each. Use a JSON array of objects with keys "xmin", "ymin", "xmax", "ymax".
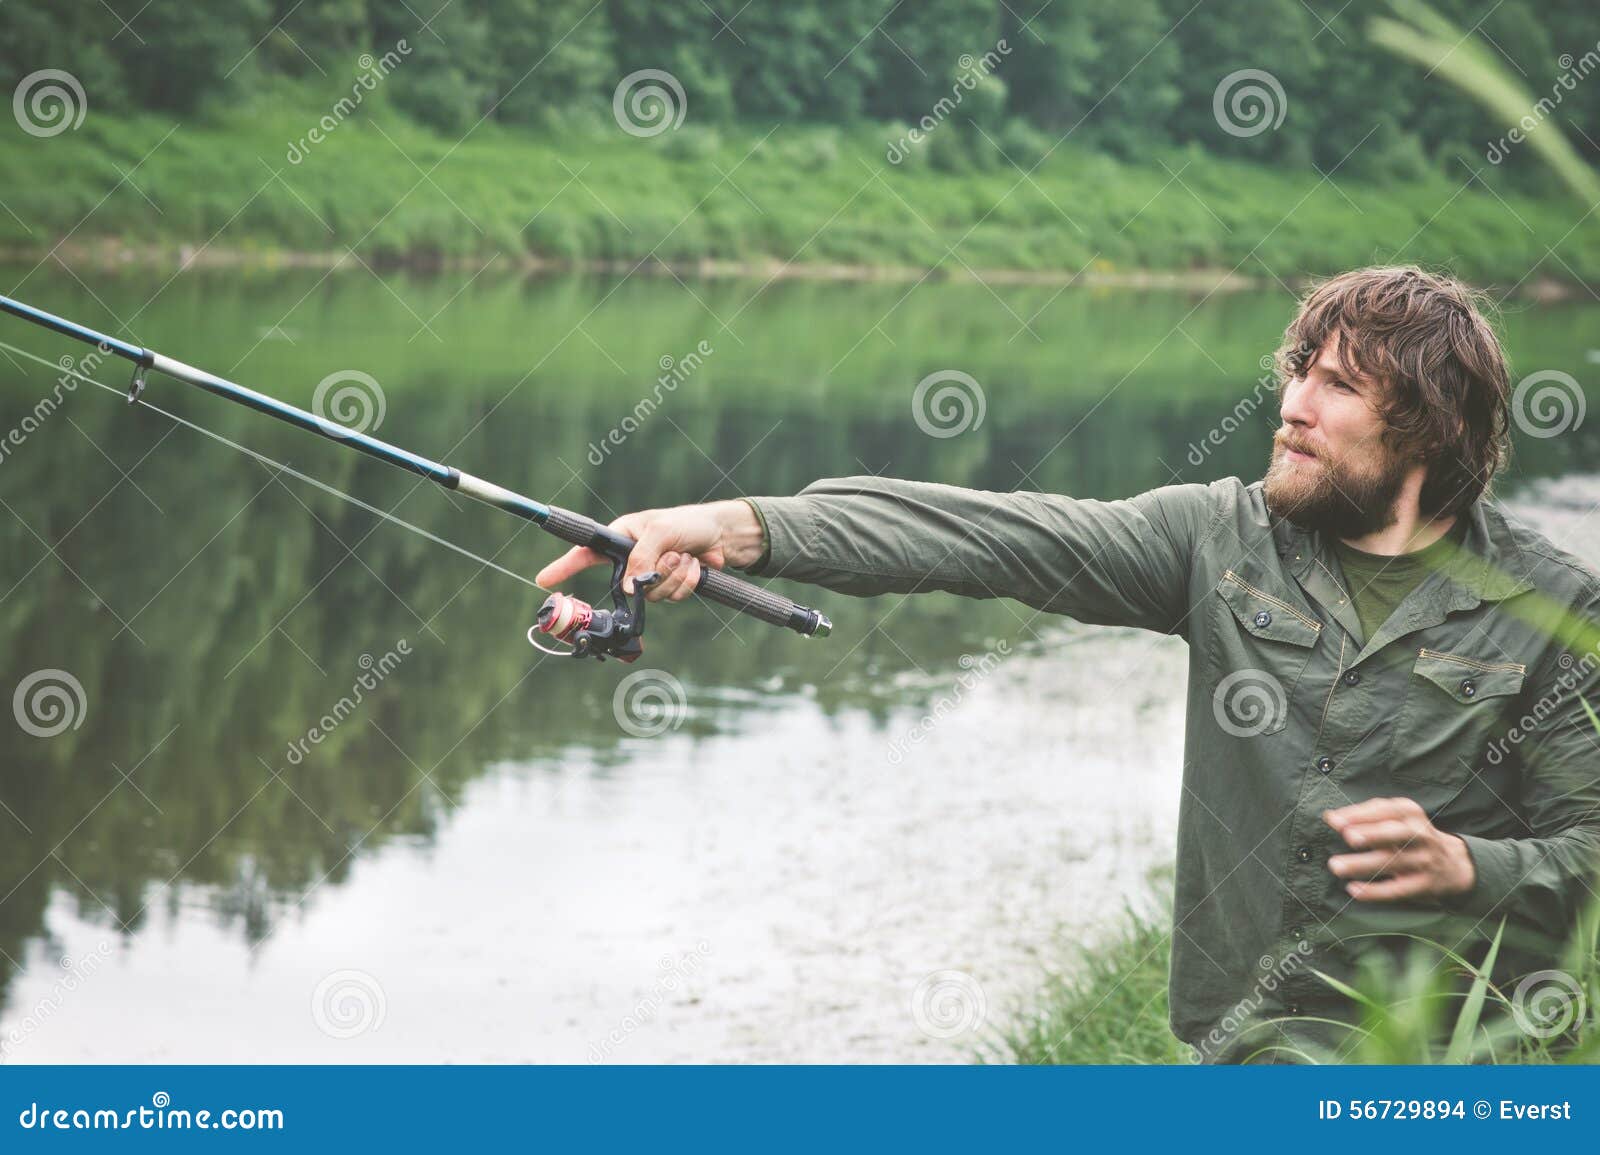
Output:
[{"xmin": 538, "ymin": 266, "xmax": 1600, "ymax": 1063}]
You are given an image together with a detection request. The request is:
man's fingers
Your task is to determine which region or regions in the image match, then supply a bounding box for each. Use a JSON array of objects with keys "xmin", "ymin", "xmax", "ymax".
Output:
[
  {"xmin": 1323, "ymin": 796, "xmax": 1424, "ymax": 830},
  {"xmin": 535, "ymin": 545, "xmax": 609, "ymax": 589},
  {"xmin": 645, "ymin": 552, "xmax": 691, "ymax": 601},
  {"xmin": 1339, "ymin": 818, "xmax": 1427, "ymax": 850},
  {"xmin": 669, "ymin": 555, "xmax": 702, "ymax": 601},
  {"xmin": 1329, "ymin": 848, "xmax": 1423, "ymax": 880},
  {"xmin": 1345, "ymin": 873, "xmax": 1432, "ymax": 901}
]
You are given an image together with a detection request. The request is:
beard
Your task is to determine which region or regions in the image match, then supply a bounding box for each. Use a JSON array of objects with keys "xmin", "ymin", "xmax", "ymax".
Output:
[{"xmin": 1261, "ymin": 431, "xmax": 1409, "ymax": 539}]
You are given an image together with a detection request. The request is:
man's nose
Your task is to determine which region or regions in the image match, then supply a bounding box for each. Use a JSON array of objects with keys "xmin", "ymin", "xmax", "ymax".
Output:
[{"xmin": 1279, "ymin": 376, "xmax": 1315, "ymax": 427}]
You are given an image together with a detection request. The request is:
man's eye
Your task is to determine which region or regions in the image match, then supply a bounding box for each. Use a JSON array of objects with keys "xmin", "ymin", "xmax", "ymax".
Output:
[{"xmin": 1330, "ymin": 379, "xmax": 1354, "ymax": 392}]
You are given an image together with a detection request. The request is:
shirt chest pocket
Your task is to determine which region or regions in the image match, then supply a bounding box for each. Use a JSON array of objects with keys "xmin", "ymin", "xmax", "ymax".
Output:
[
  {"xmin": 1209, "ymin": 570, "xmax": 1323, "ymax": 737},
  {"xmin": 1390, "ymin": 648, "xmax": 1526, "ymax": 784}
]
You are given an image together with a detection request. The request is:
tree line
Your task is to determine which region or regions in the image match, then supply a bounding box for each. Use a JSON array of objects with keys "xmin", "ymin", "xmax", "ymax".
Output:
[{"xmin": 2, "ymin": 0, "xmax": 1595, "ymax": 189}]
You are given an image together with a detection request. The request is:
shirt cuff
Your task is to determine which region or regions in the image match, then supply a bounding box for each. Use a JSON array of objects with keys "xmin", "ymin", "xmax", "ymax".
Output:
[
  {"xmin": 737, "ymin": 495, "xmax": 817, "ymax": 579},
  {"xmin": 1436, "ymin": 833, "xmax": 1519, "ymax": 921},
  {"xmin": 737, "ymin": 498, "xmax": 772, "ymax": 574}
]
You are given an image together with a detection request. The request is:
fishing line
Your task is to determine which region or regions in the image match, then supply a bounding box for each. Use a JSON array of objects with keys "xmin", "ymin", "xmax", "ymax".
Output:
[{"xmin": 0, "ymin": 336, "xmax": 549, "ymax": 594}]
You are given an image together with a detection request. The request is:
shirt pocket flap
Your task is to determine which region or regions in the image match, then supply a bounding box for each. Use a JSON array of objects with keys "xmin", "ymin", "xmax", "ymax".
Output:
[
  {"xmin": 1216, "ymin": 570, "xmax": 1322, "ymax": 648},
  {"xmin": 1412, "ymin": 648, "xmax": 1525, "ymax": 705}
]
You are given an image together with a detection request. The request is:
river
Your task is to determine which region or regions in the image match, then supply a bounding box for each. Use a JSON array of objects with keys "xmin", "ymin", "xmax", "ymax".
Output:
[{"xmin": 0, "ymin": 268, "xmax": 1594, "ymax": 1061}]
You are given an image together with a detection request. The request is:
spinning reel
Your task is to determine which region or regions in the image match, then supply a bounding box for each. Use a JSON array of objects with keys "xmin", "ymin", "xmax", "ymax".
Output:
[{"xmin": 528, "ymin": 556, "xmax": 662, "ymax": 662}]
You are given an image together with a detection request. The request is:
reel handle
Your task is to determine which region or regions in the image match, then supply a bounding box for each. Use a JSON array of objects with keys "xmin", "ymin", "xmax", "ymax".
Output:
[{"xmin": 541, "ymin": 505, "xmax": 831, "ymax": 638}]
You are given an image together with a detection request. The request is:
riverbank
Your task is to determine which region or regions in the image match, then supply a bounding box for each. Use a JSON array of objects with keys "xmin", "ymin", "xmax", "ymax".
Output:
[{"xmin": 2, "ymin": 90, "xmax": 1596, "ymax": 292}]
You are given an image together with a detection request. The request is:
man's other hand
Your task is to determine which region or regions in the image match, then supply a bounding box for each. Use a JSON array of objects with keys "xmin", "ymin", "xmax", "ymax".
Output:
[{"xmin": 1323, "ymin": 796, "xmax": 1477, "ymax": 901}]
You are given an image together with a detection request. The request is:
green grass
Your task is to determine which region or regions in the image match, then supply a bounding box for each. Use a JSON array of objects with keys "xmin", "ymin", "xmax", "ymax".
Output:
[
  {"xmin": 2, "ymin": 77, "xmax": 1596, "ymax": 286},
  {"xmin": 999, "ymin": 883, "xmax": 1600, "ymax": 1065},
  {"xmin": 1003, "ymin": 660, "xmax": 1600, "ymax": 1065},
  {"xmin": 996, "ymin": 870, "xmax": 1191, "ymax": 1065}
]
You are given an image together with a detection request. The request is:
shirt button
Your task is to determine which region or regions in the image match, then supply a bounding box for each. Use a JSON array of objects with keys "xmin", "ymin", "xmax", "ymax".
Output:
[
  {"xmin": 1461, "ymin": 678, "xmax": 1476, "ymax": 698},
  {"xmin": 1316, "ymin": 755, "xmax": 1334, "ymax": 774},
  {"xmin": 1296, "ymin": 846, "xmax": 1311, "ymax": 863},
  {"xmin": 1342, "ymin": 670, "xmax": 1361, "ymax": 686},
  {"xmin": 1253, "ymin": 610, "xmax": 1272, "ymax": 628}
]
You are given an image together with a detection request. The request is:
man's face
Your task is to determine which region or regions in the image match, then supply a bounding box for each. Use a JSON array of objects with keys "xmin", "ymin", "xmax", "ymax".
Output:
[{"xmin": 1262, "ymin": 330, "xmax": 1412, "ymax": 539}]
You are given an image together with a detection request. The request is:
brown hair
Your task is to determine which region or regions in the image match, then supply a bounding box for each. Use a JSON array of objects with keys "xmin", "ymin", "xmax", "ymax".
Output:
[{"xmin": 1272, "ymin": 265, "xmax": 1512, "ymax": 518}]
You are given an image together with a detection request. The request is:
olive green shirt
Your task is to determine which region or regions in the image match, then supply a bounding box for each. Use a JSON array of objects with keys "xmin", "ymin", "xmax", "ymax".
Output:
[
  {"xmin": 740, "ymin": 477, "xmax": 1600, "ymax": 1062},
  {"xmin": 1333, "ymin": 517, "xmax": 1470, "ymax": 647}
]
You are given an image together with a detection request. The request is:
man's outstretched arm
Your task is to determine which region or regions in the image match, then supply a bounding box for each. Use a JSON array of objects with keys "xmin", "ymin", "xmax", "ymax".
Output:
[{"xmin": 536, "ymin": 475, "xmax": 1225, "ymax": 636}]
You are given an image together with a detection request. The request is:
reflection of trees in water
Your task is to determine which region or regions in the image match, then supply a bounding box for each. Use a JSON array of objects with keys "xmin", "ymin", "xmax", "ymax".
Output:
[{"xmin": 0, "ymin": 270, "xmax": 1591, "ymax": 1016}]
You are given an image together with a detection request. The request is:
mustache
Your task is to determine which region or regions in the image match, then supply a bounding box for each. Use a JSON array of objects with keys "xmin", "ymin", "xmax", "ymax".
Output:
[{"xmin": 1273, "ymin": 432, "xmax": 1323, "ymax": 459}]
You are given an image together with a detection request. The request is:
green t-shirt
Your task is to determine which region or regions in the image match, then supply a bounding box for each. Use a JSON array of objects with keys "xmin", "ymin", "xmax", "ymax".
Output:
[{"xmin": 1332, "ymin": 517, "xmax": 1470, "ymax": 645}]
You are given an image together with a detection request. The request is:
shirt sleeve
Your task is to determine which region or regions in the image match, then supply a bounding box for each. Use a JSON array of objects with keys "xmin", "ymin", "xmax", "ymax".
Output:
[
  {"xmin": 1438, "ymin": 592, "xmax": 1600, "ymax": 947},
  {"xmin": 738, "ymin": 475, "xmax": 1223, "ymax": 635}
]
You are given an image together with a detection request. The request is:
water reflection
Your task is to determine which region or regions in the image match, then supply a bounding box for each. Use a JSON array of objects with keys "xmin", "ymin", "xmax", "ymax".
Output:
[{"xmin": 0, "ymin": 268, "xmax": 1594, "ymax": 1057}]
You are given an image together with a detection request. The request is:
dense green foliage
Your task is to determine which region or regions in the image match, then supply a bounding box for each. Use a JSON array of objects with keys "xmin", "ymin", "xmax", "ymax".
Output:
[
  {"xmin": 1, "ymin": 0, "xmax": 1595, "ymax": 194},
  {"xmin": 3, "ymin": 107, "xmax": 1598, "ymax": 284}
]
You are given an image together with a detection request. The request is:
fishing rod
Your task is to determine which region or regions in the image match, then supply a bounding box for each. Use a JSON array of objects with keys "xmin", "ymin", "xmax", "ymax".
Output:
[{"xmin": 0, "ymin": 293, "xmax": 832, "ymax": 662}]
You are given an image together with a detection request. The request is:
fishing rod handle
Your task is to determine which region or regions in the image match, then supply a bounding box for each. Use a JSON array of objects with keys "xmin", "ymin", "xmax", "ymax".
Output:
[{"xmin": 543, "ymin": 505, "xmax": 831, "ymax": 638}]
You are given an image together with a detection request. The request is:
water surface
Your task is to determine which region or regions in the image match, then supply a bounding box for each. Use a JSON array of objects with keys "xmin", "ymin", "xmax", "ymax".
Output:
[{"xmin": 0, "ymin": 269, "xmax": 1594, "ymax": 1060}]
